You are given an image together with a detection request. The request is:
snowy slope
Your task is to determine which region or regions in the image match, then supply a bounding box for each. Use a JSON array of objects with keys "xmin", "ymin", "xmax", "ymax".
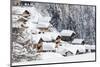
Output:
[{"xmin": 12, "ymin": 53, "xmax": 95, "ymax": 66}]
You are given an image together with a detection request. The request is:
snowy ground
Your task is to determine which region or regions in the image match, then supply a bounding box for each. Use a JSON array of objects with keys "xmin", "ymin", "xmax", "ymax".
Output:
[{"xmin": 12, "ymin": 52, "xmax": 95, "ymax": 66}]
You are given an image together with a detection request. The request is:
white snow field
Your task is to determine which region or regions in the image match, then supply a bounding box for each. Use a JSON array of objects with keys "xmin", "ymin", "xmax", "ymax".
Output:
[{"xmin": 12, "ymin": 52, "xmax": 95, "ymax": 66}]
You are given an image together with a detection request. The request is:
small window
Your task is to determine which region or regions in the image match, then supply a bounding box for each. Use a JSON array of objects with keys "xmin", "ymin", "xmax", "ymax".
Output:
[{"xmin": 38, "ymin": 32, "xmax": 41, "ymax": 34}]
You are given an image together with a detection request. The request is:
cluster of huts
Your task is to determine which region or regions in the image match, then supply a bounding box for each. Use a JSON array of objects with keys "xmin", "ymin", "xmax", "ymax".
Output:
[{"xmin": 12, "ymin": 0, "xmax": 95, "ymax": 62}]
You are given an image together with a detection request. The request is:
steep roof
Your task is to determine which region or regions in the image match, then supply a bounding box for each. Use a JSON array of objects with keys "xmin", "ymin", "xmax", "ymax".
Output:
[
  {"xmin": 42, "ymin": 32, "xmax": 60, "ymax": 41},
  {"xmin": 32, "ymin": 34, "xmax": 42, "ymax": 44},
  {"xmin": 50, "ymin": 32, "xmax": 61, "ymax": 40}
]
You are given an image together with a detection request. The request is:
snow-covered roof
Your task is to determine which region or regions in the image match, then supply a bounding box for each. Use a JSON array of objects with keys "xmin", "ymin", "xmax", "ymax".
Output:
[
  {"xmin": 12, "ymin": 6, "xmax": 42, "ymax": 17},
  {"xmin": 84, "ymin": 45, "xmax": 95, "ymax": 50},
  {"xmin": 41, "ymin": 33, "xmax": 52, "ymax": 41},
  {"xmin": 72, "ymin": 39, "xmax": 84, "ymax": 44},
  {"xmin": 50, "ymin": 32, "xmax": 61, "ymax": 40},
  {"xmin": 12, "ymin": 15, "xmax": 19, "ymax": 22},
  {"xmin": 90, "ymin": 45, "xmax": 95, "ymax": 49},
  {"xmin": 37, "ymin": 22, "xmax": 51, "ymax": 28},
  {"xmin": 31, "ymin": 29, "xmax": 40, "ymax": 34},
  {"xmin": 60, "ymin": 30, "xmax": 75, "ymax": 36},
  {"xmin": 84, "ymin": 45, "xmax": 92, "ymax": 49},
  {"xmin": 29, "ymin": 15, "xmax": 40, "ymax": 24},
  {"xmin": 31, "ymin": 34, "xmax": 42, "ymax": 44},
  {"xmin": 12, "ymin": 7, "xmax": 27, "ymax": 15},
  {"xmin": 25, "ymin": 20, "xmax": 39, "ymax": 30},
  {"xmin": 12, "ymin": 21, "xmax": 24, "ymax": 28},
  {"xmin": 57, "ymin": 43, "xmax": 85, "ymax": 54},
  {"xmin": 42, "ymin": 32, "xmax": 61, "ymax": 41},
  {"xmin": 69, "ymin": 45, "xmax": 86, "ymax": 53},
  {"xmin": 38, "ymin": 17, "xmax": 51, "ymax": 23},
  {"xmin": 32, "ymin": 34, "xmax": 53, "ymax": 44},
  {"xmin": 12, "ymin": 14, "xmax": 28, "ymax": 22}
]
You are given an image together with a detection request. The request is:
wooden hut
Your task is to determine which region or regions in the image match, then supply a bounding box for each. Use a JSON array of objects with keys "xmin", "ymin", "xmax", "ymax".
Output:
[
  {"xmin": 60, "ymin": 30, "xmax": 76, "ymax": 42},
  {"xmin": 32, "ymin": 35, "xmax": 44, "ymax": 53},
  {"xmin": 37, "ymin": 23, "xmax": 51, "ymax": 33}
]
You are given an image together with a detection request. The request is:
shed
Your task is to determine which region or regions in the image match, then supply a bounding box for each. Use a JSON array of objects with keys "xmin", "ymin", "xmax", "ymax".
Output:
[
  {"xmin": 60, "ymin": 30, "xmax": 76, "ymax": 41},
  {"xmin": 72, "ymin": 39, "xmax": 85, "ymax": 45}
]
